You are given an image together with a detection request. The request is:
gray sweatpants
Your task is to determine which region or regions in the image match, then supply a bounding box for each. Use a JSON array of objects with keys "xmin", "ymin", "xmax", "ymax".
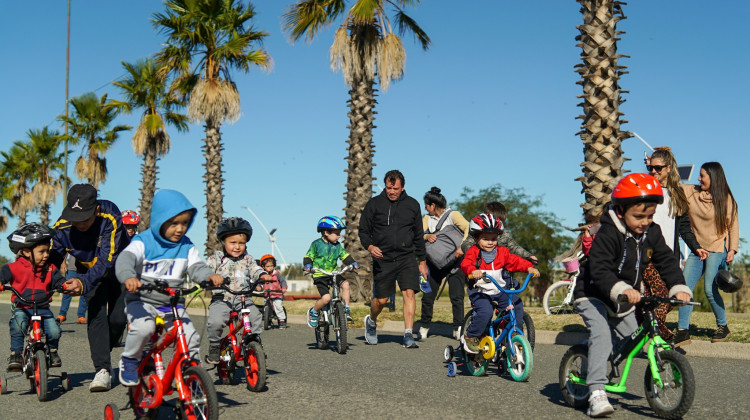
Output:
[
  {"xmin": 206, "ymin": 297, "xmax": 263, "ymax": 346},
  {"xmin": 122, "ymin": 300, "xmax": 201, "ymax": 361},
  {"xmin": 575, "ymin": 298, "xmax": 637, "ymax": 392}
]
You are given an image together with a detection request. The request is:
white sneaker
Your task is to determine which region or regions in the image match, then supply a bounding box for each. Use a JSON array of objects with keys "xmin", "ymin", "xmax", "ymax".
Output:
[
  {"xmin": 587, "ymin": 389, "xmax": 614, "ymax": 417},
  {"xmin": 89, "ymin": 369, "xmax": 112, "ymax": 392},
  {"xmin": 419, "ymin": 327, "xmax": 429, "ymax": 340}
]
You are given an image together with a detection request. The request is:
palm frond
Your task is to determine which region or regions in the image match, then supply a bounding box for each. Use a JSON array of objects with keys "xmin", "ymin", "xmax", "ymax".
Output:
[
  {"xmin": 377, "ymin": 33, "xmax": 405, "ymax": 91},
  {"xmin": 393, "ymin": 10, "xmax": 430, "ymax": 50}
]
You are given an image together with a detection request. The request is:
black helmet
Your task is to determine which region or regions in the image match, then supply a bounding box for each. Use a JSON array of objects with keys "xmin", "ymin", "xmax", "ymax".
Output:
[
  {"xmin": 7, "ymin": 223, "xmax": 54, "ymax": 254},
  {"xmin": 216, "ymin": 217, "xmax": 253, "ymax": 242},
  {"xmin": 715, "ymin": 269, "xmax": 743, "ymax": 293}
]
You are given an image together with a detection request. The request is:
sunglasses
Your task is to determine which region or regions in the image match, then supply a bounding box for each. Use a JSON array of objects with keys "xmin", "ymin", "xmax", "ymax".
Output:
[{"xmin": 646, "ymin": 165, "xmax": 667, "ymax": 173}]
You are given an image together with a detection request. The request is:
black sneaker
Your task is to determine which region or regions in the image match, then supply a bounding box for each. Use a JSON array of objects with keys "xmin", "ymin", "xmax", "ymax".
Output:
[
  {"xmin": 206, "ymin": 345, "xmax": 221, "ymax": 364},
  {"xmin": 670, "ymin": 329, "xmax": 691, "ymax": 347},
  {"xmin": 7, "ymin": 352, "xmax": 23, "ymax": 371},
  {"xmin": 49, "ymin": 350, "xmax": 62, "ymax": 368},
  {"xmin": 711, "ymin": 325, "xmax": 730, "ymax": 343}
]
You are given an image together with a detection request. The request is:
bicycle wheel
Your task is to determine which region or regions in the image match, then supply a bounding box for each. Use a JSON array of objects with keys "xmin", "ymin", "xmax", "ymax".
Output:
[
  {"xmin": 521, "ymin": 312, "xmax": 536, "ymax": 350},
  {"xmin": 506, "ymin": 334, "xmax": 533, "ymax": 381},
  {"xmin": 315, "ymin": 324, "xmax": 329, "ymax": 350},
  {"xmin": 104, "ymin": 403, "xmax": 120, "ymax": 420},
  {"xmin": 543, "ymin": 281, "xmax": 575, "ymax": 315},
  {"xmin": 181, "ymin": 366, "xmax": 219, "ymax": 420},
  {"xmin": 34, "ymin": 349, "xmax": 48, "ymax": 401},
  {"xmin": 559, "ymin": 344, "xmax": 590, "ymax": 408},
  {"xmin": 262, "ymin": 305, "xmax": 272, "ymax": 330},
  {"xmin": 461, "ymin": 311, "xmax": 488, "ymax": 376},
  {"xmin": 129, "ymin": 372, "xmax": 160, "ymax": 420},
  {"xmin": 644, "ymin": 350, "xmax": 695, "ymax": 419},
  {"xmin": 334, "ymin": 302, "xmax": 348, "ymax": 354},
  {"xmin": 244, "ymin": 341, "xmax": 266, "ymax": 392},
  {"xmin": 216, "ymin": 345, "xmax": 235, "ymax": 385}
]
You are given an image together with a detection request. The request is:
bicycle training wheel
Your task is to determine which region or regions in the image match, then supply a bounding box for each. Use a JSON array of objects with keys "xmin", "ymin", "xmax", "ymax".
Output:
[
  {"xmin": 644, "ymin": 350, "xmax": 695, "ymax": 419},
  {"xmin": 334, "ymin": 302, "xmax": 348, "ymax": 354},
  {"xmin": 506, "ymin": 334, "xmax": 533, "ymax": 382},
  {"xmin": 559, "ymin": 344, "xmax": 590, "ymax": 408},
  {"xmin": 543, "ymin": 281, "xmax": 575, "ymax": 315},
  {"xmin": 34, "ymin": 349, "xmax": 48, "ymax": 401},
  {"xmin": 181, "ymin": 366, "xmax": 219, "ymax": 420},
  {"xmin": 244, "ymin": 341, "xmax": 266, "ymax": 392}
]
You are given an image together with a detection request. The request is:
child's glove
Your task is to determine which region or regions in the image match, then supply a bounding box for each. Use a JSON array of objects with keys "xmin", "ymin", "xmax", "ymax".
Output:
[{"xmin": 303, "ymin": 264, "xmax": 312, "ymax": 272}]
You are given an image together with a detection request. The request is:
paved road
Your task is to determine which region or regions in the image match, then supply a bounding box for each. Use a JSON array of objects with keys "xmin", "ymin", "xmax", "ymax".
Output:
[{"xmin": 1, "ymin": 309, "xmax": 749, "ymax": 419}]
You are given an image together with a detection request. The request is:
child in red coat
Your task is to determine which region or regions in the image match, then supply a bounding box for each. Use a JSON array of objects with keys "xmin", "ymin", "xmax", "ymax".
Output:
[{"xmin": 460, "ymin": 214, "xmax": 539, "ymax": 354}]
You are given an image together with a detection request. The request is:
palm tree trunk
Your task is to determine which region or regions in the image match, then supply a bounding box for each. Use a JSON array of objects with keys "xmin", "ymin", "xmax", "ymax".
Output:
[
  {"xmin": 343, "ymin": 77, "xmax": 377, "ymax": 303},
  {"xmin": 575, "ymin": 0, "xmax": 630, "ymax": 221},
  {"xmin": 203, "ymin": 118, "xmax": 225, "ymax": 255},
  {"xmin": 40, "ymin": 204, "xmax": 50, "ymax": 226},
  {"xmin": 138, "ymin": 147, "xmax": 158, "ymax": 231}
]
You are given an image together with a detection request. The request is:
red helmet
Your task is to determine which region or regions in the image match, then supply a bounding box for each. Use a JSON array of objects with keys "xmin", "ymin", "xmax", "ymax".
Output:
[
  {"xmin": 121, "ymin": 210, "xmax": 140, "ymax": 225},
  {"xmin": 469, "ymin": 213, "xmax": 503, "ymax": 236},
  {"xmin": 611, "ymin": 173, "xmax": 664, "ymax": 207},
  {"xmin": 260, "ymin": 254, "xmax": 276, "ymax": 266}
]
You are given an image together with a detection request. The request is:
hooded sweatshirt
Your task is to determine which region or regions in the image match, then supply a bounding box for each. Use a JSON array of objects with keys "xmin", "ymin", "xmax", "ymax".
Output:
[
  {"xmin": 573, "ymin": 207, "xmax": 692, "ymax": 317},
  {"xmin": 115, "ymin": 190, "xmax": 215, "ymax": 307}
]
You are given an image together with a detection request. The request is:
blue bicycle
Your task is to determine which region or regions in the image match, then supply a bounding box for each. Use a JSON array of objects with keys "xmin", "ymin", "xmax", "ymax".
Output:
[{"xmin": 444, "ymin": 273, "xmax": 535, "ymax": 381}]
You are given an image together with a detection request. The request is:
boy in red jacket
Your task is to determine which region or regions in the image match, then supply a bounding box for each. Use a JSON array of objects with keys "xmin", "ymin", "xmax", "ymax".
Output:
[
  {"xmin": 2, "ymin": 223, "xmax": 67, "ymax": 370},
  {"xmin": 460, "ymin": 214, "xmax": 539, "ymax": 354}
]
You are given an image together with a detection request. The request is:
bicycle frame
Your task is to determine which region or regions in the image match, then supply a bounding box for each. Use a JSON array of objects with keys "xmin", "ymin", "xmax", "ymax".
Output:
[
  {"xmin": 310, "ymin": 265, "xmax": 352, "ymax": 328},
  {"xmin": 482, "ymin": 273, "xmax": 532, "ymax": 360},
  {"xmin": 222, "ymin": 292, "xmax": 258, "ymax": 364}
]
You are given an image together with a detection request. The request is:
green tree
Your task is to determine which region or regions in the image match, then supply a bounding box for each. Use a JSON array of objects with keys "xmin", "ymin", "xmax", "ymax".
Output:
[
  {"xmin": 452, "ymin": 184, "xmax": 574, "ymax": 301},
  {"xmin": 283, "ymin": 0, "xmax": 431, "ymax": 283},
  {"xmin": 111, "ymin": 58, "xmax": 189, "ymax": 231},
  {"xmin": 153, "ymin": 0, "xmax": 271, "ymax": 255},
  {"xmin": 59, "ymin": 92, "xmax": 131, "ymax": 188},
  {"xmin": 0, "ymin": 143, "xmax": 35, "ymax": 226},
  {"xmin": 22, "ymin": 126, "xmax": 69, "ymax": 225}
]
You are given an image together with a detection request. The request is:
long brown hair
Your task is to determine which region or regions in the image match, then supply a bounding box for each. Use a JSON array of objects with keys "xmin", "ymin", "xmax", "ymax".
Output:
[
  {"xmin": 650, "ymin": 147, "xmax": 688, "ymax": 217},
  {"xmin": 701, "ymin": 162, "xmax": 737, "ymax": 236}
]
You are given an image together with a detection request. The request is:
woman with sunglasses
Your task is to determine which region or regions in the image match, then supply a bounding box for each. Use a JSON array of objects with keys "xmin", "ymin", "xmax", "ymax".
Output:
[
  {"xmin": 643, "ymin": 147, "xmax": 702, "ymax": 344},
  {"xmin": 675, "ymin": 161, "xmax": 738, "ymax": 345}
]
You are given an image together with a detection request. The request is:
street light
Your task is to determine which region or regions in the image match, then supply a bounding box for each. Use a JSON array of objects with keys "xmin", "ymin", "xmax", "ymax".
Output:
[{"xmin": 241, "ymin": 206, "xmax": 288, "ymax": 265}]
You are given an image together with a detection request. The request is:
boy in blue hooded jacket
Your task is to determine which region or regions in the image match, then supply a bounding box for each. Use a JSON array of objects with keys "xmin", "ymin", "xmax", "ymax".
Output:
[{"xmin": 115, "ymin": 190, "xmax": 223, "ymax": 386}]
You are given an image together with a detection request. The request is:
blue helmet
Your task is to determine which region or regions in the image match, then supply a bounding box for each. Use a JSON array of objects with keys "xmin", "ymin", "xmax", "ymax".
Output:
[{"xmin": 317, "ymin": 216, "xmax": 345, "ymax": 233}]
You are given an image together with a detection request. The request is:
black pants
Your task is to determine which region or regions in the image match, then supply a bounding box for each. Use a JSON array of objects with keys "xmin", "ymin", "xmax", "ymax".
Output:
[
  {"xmin": 419, "ymin": 260, "xmax": 466, "ymax": 328},
  {"xmin": 85, "ymin": 278, "xmax": 127, "ymax": 372}
]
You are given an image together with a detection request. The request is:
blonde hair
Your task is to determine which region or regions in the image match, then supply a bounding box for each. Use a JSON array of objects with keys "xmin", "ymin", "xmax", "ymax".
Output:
[{"xmin": 650, "ymin": 147, "xmax": 688, "ymax": 217}]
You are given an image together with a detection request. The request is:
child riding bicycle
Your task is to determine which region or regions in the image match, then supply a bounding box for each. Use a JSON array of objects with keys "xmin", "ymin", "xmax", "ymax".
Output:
[
  {"xmin": 205, "ymin": 217, "xmax": 268, "ymax": 364},
  {"xmin": 259, "ymin": 254, "xmax": 288, "ymax": 329},
  {"xmin": 572, "ymin": 173, "xmax": 692, "ymax": 417},
  {"xmin": 304, "ymin": 216, "xmax": 359, "ymax": 327},
  {"xmin": 115, "ymin": 190, "xmax": 224, "ymax": 386},
  {"xmin": 2, "ymin": 223, "xmax": 67, "ymax": 370},
  {"xmin": 460, "ymin": 214, "xmax": 539, "ymax": 355}
]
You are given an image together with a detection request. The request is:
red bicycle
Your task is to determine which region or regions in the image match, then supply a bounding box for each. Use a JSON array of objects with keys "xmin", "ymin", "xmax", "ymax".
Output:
[
  {"xmin": 0, "ymin": 285, "xmax": 70, "ymax": 400},
  {"xmin": 104, "ymin": 280, "xmax": 218, "ymax": 420},
  {"xmin": 213, "ymin": 281, "xmax": 267, "ymax": 392}
]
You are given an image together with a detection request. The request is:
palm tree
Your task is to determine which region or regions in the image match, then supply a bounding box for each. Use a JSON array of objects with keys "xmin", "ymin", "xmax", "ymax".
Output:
[
  {"xmin": 58, "ymin": 92, "xmax": 131, "ymax": 188},
  {"xmin": 0, "ymin": 144, "xmax": 35, "ymax": 226},
  {"xmin": 283, "ymin": 0, "xmax": 430, "ymax": 292},
  {"xmin": 575, "ymin": 0, "xmax": 630, "ymax": 221},
  {"xmin": 153, "ymin": 0, "xmax": 271, "ymax": 255},
  {"xmin": 23, "ymin": 127, "xmax": 68, "ymax": 225},
  {"xmin": 111, "ymin": 58, "xmax": 189, "ymax": 231}
]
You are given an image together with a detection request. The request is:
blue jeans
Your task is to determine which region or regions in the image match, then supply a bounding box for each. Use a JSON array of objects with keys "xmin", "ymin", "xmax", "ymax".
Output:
[
  {"xmin": 58, "ymin": 270, "xmax": 87, "ymax": 318},
  {"xmin": 9, "ymin": 308, "xmax": 61, "ymax": 353},
  {"xmin": 466, "ymin": 289, "xmax": 523, "ymax": 338},
  {"xmin": 678, "ymin": 251, "xmax": 727, "ymax": 329}
]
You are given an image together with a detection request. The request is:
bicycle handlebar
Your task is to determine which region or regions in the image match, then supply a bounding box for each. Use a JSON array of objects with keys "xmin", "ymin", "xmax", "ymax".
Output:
[
  {"xmin": 616, "ymin": 294, "xmax": 701, "ymax": 307},
  {"xmin": 468, "ymin": 273, "xmax": 533, "ymax": 295},
  {"xmin": 138, "ymin": 279, "xmax": 219, "ymax": 296},
  {"xmin": 308, "ymin": 264, "xmax": 355, "ymax": 277},
  {"xmin": 0, "ymin": 285, "xmax": 66, "ymax": 305}
]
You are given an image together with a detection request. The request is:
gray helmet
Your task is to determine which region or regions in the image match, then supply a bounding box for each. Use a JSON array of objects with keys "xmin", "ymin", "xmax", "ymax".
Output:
[
  {"xmin": 715, "ymin": 269, "xmax": 743, "ymax": 293},
  {"xmin": 7, "ymin": 223, "xmax": 54, "ymax": 254},
  {"xmin": 216, "ymin": 217, "xmax": 253, "ymax": 242}
]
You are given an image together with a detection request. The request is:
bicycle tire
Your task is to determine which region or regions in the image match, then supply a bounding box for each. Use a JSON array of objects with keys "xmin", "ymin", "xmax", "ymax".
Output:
[
  {"xmin": 181, "ymin": 366, "xmax": 219, "ymax": 420},
  {"xmin": 506, "ymin": 334, "xmax": 533, "ymax": 381},
  {"xmin": 262, "ymin": 305, "xmax": 272, "ymax": 330},
  {"xmin": 34, "ymin": 349, "xmax": 48, "ymax": 402},
  {"xmin": 521, "ymin": 312, "xmax": 536, "ymax": 350},
  {"xmin": 104, "ymin": 403, "xmax": 120, "ymax": 420},
  {"xmin": 244, "ymin": 341, "xmax": 266, "ymax": 392},
  {"xmin": 543, "ymin": 281, "xmax": 575, "ymax": 315},
  {"xmin": 644, "ymin": 349, "xmax": 695, "ymax": 419},
  {"xmin": 559, "ymin": 344, "xmax": 590, "ymax": 408},
  {"xmin": 0, "ymin": 371, "xmax": 7, "ymax": 394},
  {"xmin": 334, "ymin": 301, "xmax": 348, "ymax": 354},
  {"xmin": 315, "ymin": 324, "xmax": 329, "ymax": 350}
]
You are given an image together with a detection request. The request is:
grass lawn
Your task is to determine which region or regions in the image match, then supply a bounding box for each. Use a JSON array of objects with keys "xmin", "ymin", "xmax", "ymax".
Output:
[{"xmin": 280, "ymin": 294, "xmax": 750, "ymax": 343}]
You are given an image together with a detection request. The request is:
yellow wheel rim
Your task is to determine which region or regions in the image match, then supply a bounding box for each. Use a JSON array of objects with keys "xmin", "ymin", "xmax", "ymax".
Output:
[{"xmin": 479, "ymin": 336, "xmax": 495, "ymax": 360}]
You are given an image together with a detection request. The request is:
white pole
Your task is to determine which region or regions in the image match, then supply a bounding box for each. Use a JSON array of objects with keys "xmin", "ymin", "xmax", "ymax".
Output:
[
  {"xmin": 241, "ymin": 206, "xmax": 288, "ymax": 265},
  {"xmin": 628, "ymin": 131, "xmax": 655, "ymax": 152}
]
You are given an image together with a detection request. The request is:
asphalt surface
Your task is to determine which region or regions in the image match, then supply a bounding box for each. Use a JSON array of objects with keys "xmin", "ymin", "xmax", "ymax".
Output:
[{"xmin": 1, "ymin": 303, "xmax": 749, "ymax": 419}]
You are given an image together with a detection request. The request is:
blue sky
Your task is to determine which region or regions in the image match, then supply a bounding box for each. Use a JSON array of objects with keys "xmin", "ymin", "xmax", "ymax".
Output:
[{"xmin": 1, "ymin": 1, "xmax": 748, "ymax": 263}]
